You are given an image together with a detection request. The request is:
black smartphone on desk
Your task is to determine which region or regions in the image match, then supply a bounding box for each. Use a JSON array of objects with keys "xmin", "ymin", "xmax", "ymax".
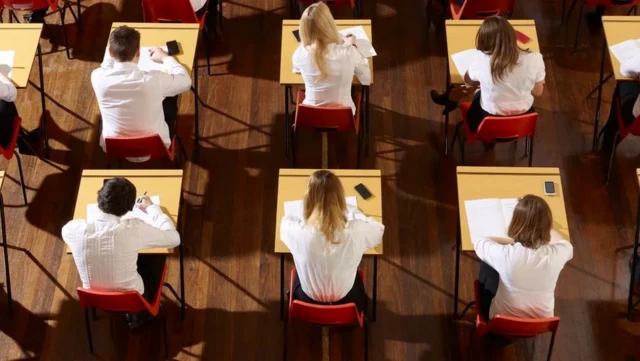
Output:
[
  {"xmin": 355, "ymin": 183, "xmax": 372, "ymax": 200},
  {"xmin": 292, "ymin": 30, "xmax": 300, "ymax": 42},
  {"xmin": 166, "ymin": 40, "xmax": 180, "ymax": 56}
]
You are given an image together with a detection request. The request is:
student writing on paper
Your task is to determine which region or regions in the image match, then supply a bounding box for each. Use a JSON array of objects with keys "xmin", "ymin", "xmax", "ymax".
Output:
[
  {"xmin": 292, "ymin": 2, "xmax": 371, "ymax": 115},
  {"xmin": 62, "ymin": 178, "xmax": 180, "ymax": 328},
  {"xmin": 91, "ymin": 26, "xmax": 191, "ymax": 162},
  {"xmin": 472, "ymin": 195, "xmax": 573, "ymax": 321},
  {"xmin": 280, "ymin": 170, "xmax": 384, "ymax": 312},
  {"xmin": 0, "ymin": 71, "xmax": 18, "ymax": 149}
]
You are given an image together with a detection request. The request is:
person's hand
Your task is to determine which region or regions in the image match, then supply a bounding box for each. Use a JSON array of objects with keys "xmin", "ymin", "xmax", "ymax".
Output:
[
  {"xmin": 343, "ymin": 34, "xmax": 356, "ymax": 46},
  {"xmin": 149, "ymin": 47, "xmax": 169, "ymax": 63},
  {"xmin": 136, "ymin": 196, "xmax": 154, "ymax": 212}
]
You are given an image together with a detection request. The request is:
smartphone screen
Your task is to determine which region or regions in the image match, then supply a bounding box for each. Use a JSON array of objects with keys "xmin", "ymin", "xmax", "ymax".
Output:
[
  {"xmin": 292, "ymin": 30, "xmax": 300, "ymax": 42},
  {"xmin": 166, "ymin": 40, "xmax": 180, "ymax": 56},
  {"xmin": 355, "ymin": 183, "xmax": 372, "ymax": 200},
  {"xmin": 544, "ymin": 181, "xmax": 555, "ymax": 195},
  {"xmin": 515, "ymin": 30, "xmax": 531, "ymax": 44}
]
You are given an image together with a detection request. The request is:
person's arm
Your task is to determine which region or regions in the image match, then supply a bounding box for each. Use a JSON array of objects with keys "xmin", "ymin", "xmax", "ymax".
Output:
[
  {"xmin": 472, "ymin": 238, "xmax": 509, "ymax": 274},
  {"xmin": 464, "ymin": 52, "xmax": 481, "ymax": 87},
  {"xmin": 347, "ymin": 43, "xmax": 371, "ymax": 86},
  {"xmin": 292, "ymin": 46, "xmax": 302, "ymax": 73},
  {"xmin": 280, "ymin": 216, "xmax": 305, "ymax": 253},
  {"xmin": 464, "ymin": 71, "xmax": 480, "ymax": 87},
  {"xmin": 349, "ymin": 208, "xmax": 384, "ymax": 250},
  {"xmin": 135, "ymin": 197, "xmax": 180, "ymax": 249},
  {"xmin": 620, "ymin": 52, "xmax": 640, "ymax": 78},
  {"xmin": 486, "ymin": 236, "xmax": 515, "ymax": 245},
  {"xmin": 531, "ymin": 52, "xmax": 545, "ymax": 97},
  {"xmin": 149, "ymin": 47, "xmax": 192, "ymax": 97},
  {"xmin": 0, "ymin": 72, "xmax": 17, "ymax": 102},
  {"xmin": 61, "ymin": 220, "xmax": 87, "ymax": 246}
]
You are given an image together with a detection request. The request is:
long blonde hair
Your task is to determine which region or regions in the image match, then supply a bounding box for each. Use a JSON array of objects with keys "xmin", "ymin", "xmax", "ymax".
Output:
[
  {"xmin": 476, "ymin": 16, "xmax": 529, "ymax": 83},
  {"xmin": 303, "ymin": 170, "xmax": 347, "ymax": 243},
  {"xmin": 299, "ymin": 2, "xmax": 342, "ymax": 81}
]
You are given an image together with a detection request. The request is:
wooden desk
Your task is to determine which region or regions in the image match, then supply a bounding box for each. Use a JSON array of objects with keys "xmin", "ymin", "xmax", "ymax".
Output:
[
  {"xmin": 275, "ymin": 168, "xmax": 383, "ymax": 321},
  {"xmin": 110, "ymin": 23, "xmax": 201, "ymax": 155},
  {"xmin": 71, "ymin": 169, "xmax": 184, "ymax": 254},
  {"xmin": 0, "ymin": 170, "xmax": 12, "ymax": 313},
  {"xmin": 602, "ymin": 16, "xmax": 640, "ymax": 82},
  {"xmin": 0, "ymin": 24, "xmax": 42, "ymax": 88},
  {"xmin": 445, "ymin": 20, "xmax": 540, "ymax": 85},
  {"xmin": 453, "ymin": 166, "xmax": 570, "ymax": 316}
]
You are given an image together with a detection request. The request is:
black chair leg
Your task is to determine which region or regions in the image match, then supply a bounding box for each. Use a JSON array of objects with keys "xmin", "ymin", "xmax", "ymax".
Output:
[
  {"xmin": 84, "ymin": 307, "xmax": 94, "ymax": 354},
  {"xmin": 0, "ymin": 194, "xmax": 12, "ymax": 316},
  {"xmin": 450, "ymin": 121, "xmax": 462, "ymax": 154},
  {"xmin": 163, "ymin": 282, "xmax": 182, "ymax": 302},
  {"xmin": 282, "ymin": 319, "xmax": 288, "ymax": 361},
  {"xmin": 13, "ymin": 151, "xmax": 27, "ymax": 204},
  {"xmin": 59, "ymin": 7, "xmax": 71, "ymax": 60},
  {"xmin": 528, "ymin": 138, "xmax": 534, "ymax": 167},
  {"xmin": 565, "ymin": 0, "xmax": 579, "ymax": 23},
  {"xmin": 291, "ymin": 127, "xmax": 297, "ymax": 168},
  {"xmin": 547, "ymin": 331, "xmax": 557, "ymax": 361},
  {"xmin": 201, "ymin": 30, "xmax": 212, "ymax": 76},
  {"xmin": 467, "ymin": 324, "xmax": 475, "ymax": 361},
  {"xmin": 573, "ymin": 2, "xmax": 585, "ymax": 53},
  {"xmin": 605, "ymin": 132, "xmax": 619, "ymax": 185},
  {"xmin": 364, "ymin": 321, "xmax": 369, "ymax": 361},
  {"xmin": 160, "ymin": 304, "xmax": 169, "ymax": 360},
  {"xmin": 91, "ymin": 307, "xmax": 98, "ymax": 320},
  {"xmin": 561, "ymin": 0, "xmax": 566, "ymax": 25}
]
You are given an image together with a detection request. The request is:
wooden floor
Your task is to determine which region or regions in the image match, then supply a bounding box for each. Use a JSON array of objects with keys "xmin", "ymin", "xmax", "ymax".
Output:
[{"xmin": 1, "ymin": 0, "xmax": 640, "ymax": 360}]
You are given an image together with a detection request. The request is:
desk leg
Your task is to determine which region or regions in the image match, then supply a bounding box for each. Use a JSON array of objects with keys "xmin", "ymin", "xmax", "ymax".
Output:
[
  {"xmin": 592, "ymin": 40, "xmax": 607, "ymax": 151},
  {"xmin": 372, "ymin": 255, "xmax": 377, "ymax": 322},
  {"xmin": 280, "ymin": 253, "xmax": 285, "ymax": 321},
  {"xmin": 37, "ymin": 44, "xmax": 49, "ymax": 158},
  {"xmin": 0, "ymin": 194, "xmax": 12, "ymax": 315},
  {"xmin": 453, "ymin": 216, "xmax": 461, "ymax": 318},
  {"xmin": 193, "ymin": 59, "xmax": 200, "ymax": 160},
  {"xmin": 179, "ymin": 243, "xmax": 186, "ymax": 320},
  {"xmin": 364, "ymin": 86, "xmax": 370, "ymax": 157},
  {"xmin": 284, "ymin": 86, "xmax": 291, "ymax": 156},
  {"xmin": 443, "ymin": 60, "xmax": 451, "ymax": 156},
  {"xmin": 628, "ymin": 197, "xmax": 640, "ymax": 320}
]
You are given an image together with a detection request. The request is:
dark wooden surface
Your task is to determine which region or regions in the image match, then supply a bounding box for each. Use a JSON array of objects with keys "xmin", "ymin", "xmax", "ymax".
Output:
[{"xmin": 1, "ymin": 0, "xmax": 640, "ymax": 360}]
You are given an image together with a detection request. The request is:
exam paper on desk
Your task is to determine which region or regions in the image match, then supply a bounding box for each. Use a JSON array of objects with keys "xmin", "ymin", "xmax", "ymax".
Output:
[
  {"xmin": 0, "ymin": 50, "xmax": 15, "ymax": 78},
  {"xmin": 87, "ymin": 195, "xmax": 161, "ymax": 225}
]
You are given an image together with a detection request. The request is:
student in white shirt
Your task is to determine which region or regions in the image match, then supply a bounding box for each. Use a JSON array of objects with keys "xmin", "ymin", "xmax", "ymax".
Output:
[
  {"xmin": 292, "ymin": 2, "xmax": 371, "ymax": 115},
  {"xmin": 280, "ymin": 170, "xmax": 384, "ymax": 312},
  {"xmin": 62, "ymin": 178, "xmax": 180, "ymax": 326},
  {"xmin": 462, "ymin": 16, "xmax": 545, "ymax": 134},
  {"xmin": 473, "ymin": 195, "xmax": 573, "ymax": 320},
  {"xmin": 0, "ymin": 72, "xmax": 18, "ymax": 149},
  {"xmin": 91, "ymin": 26, "xmax": 191, "ymax": 159}
]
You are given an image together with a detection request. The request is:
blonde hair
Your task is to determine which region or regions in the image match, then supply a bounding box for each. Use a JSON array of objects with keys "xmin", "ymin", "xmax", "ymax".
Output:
[
  {"xmin": 303, "ymin": 170, "xmax": 347, "ymax": 243},
  {"xmin": 299, "ymin": 2, "xmax": 342, "ymax": 81},
  {"xmin": 476, "ymin": 16, "xmax": 529, "ymax": 83},
  {"xmin": 507, "ymin": 195, "xmax": 553, "ymax": 249}
]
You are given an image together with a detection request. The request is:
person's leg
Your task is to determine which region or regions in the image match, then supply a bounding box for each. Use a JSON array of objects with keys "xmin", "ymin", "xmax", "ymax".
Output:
[
  {"xmin": 335, "ymin": 273, "xmax": 367, "ymax": 314},
  {"xmin": 477, "ymin": 261, "xmax": 499, "ymax": 321},
  {"xmin": 0, "ymin": 100, "xmax": 18, "ymax": 149},
  {"xmin": 465, "ymin": 91, "xmax": 486, "ymax": 134},
  {"xmin": 162, "ymin": 96, "xmax": 179, "ymax": 139},
  {"xmin": 601, "ymin": 82, "xmax": 640, "ymax": 150},
  {"xmin": 24, "ymin": 9, "xmax": 48, "ymax": 23},
  {"xmin": 137, "ymin": 255, "xmax": 167, "ymax": 303}
]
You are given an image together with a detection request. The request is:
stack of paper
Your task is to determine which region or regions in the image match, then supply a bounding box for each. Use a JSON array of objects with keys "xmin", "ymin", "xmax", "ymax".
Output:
[
  {"xmin": 87, "ymin": 195, "xmax": 161, "ymax": 225},
  {"xmin": 0, "ymin": 50, "xmax": 15, "ymax": 78},
  {"xmin": 464, "ymin": 198, "xmax": 519, "ymax": 240},
  {"xmin": 609, "ymin": 39, "xmax": 640, "ymax": 63},
  {"xmin": 339, "ymin": 26, "xmax": 377, "ymax": 58},
  {"xmin": 284, "ymin": 196, "xmax": 358, "ymax": 219},
  {"xmin": 451, "ymin": 49, "xmax": 477, "ymax": 77}
]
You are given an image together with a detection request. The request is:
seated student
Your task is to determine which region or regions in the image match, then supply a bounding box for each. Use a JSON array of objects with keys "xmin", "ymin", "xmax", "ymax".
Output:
[
  {"xmin": 0, "ymin": 72, "xmax": 18, "ymax": 150},
  {"xmin": 473, "ymin": 195, "xmax": 573, "ymax": 320},
  {"xmin": 91, "ymin": 25, "xmax": 191, "ymax": 161},
  {"xmin": 462, "ymin": 16, "xmax": 545, "ymax": 133},
  {"xmin": 292, "ymin": 2, "xmax": 371, "ymax": 115},
  {"xmin": 62, "ymin": 178, "xmax": 180, "ymax": 326},
  {"xmin": 280, "ymin": 170, "xmax": 384, "ymax": 312}
]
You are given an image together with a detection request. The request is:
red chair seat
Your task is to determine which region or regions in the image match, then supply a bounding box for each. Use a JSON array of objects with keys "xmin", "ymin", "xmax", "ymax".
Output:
[
  {"xmin": 104, "ymin": 134, "xmax": 183, "ymax": 167},
  {"xmin": 449, "ymin": 0, "xmax": 514, "ymax": 20}
]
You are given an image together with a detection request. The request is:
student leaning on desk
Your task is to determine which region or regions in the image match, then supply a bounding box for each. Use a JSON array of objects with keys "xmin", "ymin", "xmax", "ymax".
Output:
[{"xmin": 472, "ymin": 195, "xmax": 573, "ymax": 321}]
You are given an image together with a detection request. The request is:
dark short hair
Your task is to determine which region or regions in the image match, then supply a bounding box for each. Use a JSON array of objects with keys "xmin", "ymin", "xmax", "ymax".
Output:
[
  {"xmin": 98, "ymin": 177, "xmax": 136, "ymax": 217},
  {"xmin": 109, "ymin": 26, "xmax": 140, "ymax": 62}
]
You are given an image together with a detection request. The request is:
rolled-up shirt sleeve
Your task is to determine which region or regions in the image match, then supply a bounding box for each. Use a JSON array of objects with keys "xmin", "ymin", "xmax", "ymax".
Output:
[
  {"xmin": 0, "ymin": 80, "xmax": 17, "ymax": 102},
  {"xmin": 349, "ymin": 46, "xmax": 371, "ymax": 86},
  {"xmin": 472, "ymin": 238, "xmax": 508, "ymax": 274}
]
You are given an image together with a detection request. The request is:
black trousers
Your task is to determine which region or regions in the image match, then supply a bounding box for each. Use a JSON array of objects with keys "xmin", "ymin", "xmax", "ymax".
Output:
[
  {"xmin": 292, "ymin": 273, "xmax": 367, "ymax": 314},
  {"xmin": 478, "ymin": 261, "xmax": 499, "ymax": 321},
  {"xmin": 466, "ymin": 91, "xmax": 535, "ymax": 134},
  {"xmin": 601, "ymin": 82, "xmax": 640, "ymax": 145},
  {"xmin": 0, "ymin": 100, "xmax": 19, "ymax": 149},
  {"xmin": 137, "ymin": 255, "xmax": 167, "ymax": 303},
  {"xmin": 162, "ymin": 96, "xmax": 178, "ymax": 139}
]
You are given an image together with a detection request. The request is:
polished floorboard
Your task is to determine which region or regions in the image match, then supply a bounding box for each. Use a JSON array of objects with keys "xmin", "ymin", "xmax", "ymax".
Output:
[{"xmin": 0, "ymin": 0, "xmax": 640, "ymax": 360}]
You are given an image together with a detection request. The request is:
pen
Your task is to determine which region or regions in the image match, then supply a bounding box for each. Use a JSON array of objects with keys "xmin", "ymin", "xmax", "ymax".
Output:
[{"xmin": 138, "ymin": 191, "xmax": 147, "ymax": 203}]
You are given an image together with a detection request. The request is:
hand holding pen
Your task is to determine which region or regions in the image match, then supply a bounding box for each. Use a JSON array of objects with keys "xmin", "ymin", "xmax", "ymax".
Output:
[{"xmin": 135, "ymin": 191, "xmax": 153, "ymax": 212}]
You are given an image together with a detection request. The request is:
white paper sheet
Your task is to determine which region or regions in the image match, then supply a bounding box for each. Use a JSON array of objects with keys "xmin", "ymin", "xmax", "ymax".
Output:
[
  {"xmin": 500, "ymin": 198, "xmax": 519, "ymax": 231},
  {"xmin": 464, "ymin": 197, "xmax": 519, "ymax": 241},
  {"xmin": 609, "ymin": 39, "xmax": 640, "ymax": 63},
  {"xmin": 87, "ymin": 195, "xmax": 161, "ymax": 224},
  {"xmin": 451, "ymin": 49, "xmax": 477, "ymax": 78},
  {"xmin": 339, "ymin": 26, "xmax": 377, "ymax": 57},
  {"xmin": 138, "ymin": 46, "xmax": 169, "ymax": 72},
  {"xmin": 0, "ymin": 50, "xmax": 15, "ymax": 79},
  {"xmin": 284, "ymin": 196, "xmax": 358, "ymax": 219}
]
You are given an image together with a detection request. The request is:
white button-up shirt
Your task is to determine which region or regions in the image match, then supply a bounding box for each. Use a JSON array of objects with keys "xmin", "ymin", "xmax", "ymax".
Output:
[
  {"xmin": 62, "ymin": 205, "xmax": 181, "ymax": 294},
  {"xmin": 91, "ymin": 55, "xmax": 192, "ymax": 152},
  {"xmin": 620, "ymin": 53, "xmax": 640, "ymax": 118},
  {"xmin": 191, "ymin": 0, "xmax": 206, "ymax": 11},
  {"xmin": 0, "ymin": 78, "xmax": 17, "ymax": 102},
  {"xmin": 292, "ymin": 43, "xmax": 371, "ymax": 114},
  {"xmin": 280, "ymin": 206, "xmax": 384, "ymax": 302}
]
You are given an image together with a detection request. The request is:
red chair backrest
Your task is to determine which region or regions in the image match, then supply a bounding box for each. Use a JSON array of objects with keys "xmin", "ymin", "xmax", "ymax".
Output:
[
  {"xmin": 104, "ymin": 134, "xmax": 174, "ymax": 162},
  {"xmin": 459, "ymin": 101, "xmax": 537, "ymax": 144},
  {"xmin": 473, "ymin": 281, "xmax": 560, "ymax": 338},
  {"xmin": 2, "ymin": 0, "xmax": 57, "ymax": 11},
  {"xmin": 0, "ymin": 116, "xmax": 21, "ymax": 160},
  {"xmin": 141, "ymin": 0, "xmax": 206, "ymax": 29},
  {"xmin": 288, "ymin": 268, "xmax": 365, "ymax": 327},
  {"xmin": 295, "ymin": 90, "xmax": 360, "ymax": 134},
  {"xmin": 587, "ymin": 0, "xmax": 640, "ymax": 7},
  {"xmin": 450, "ymin": 0, "xmax": 515, "ymax": 20}
]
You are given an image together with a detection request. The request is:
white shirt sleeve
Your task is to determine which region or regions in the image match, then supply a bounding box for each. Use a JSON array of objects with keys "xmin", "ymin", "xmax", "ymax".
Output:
[
  {"xmin": 292, "ymin": 46, "xmax": 302, "ymax": 73},
  {"xmin": 472, "ymin": 238, "xmax": 509, "ymax": 274},
  {"xmin": 0, "ymin": 80, "xmax": 17, "ymax": 102},
  {"xmin": 349, "ymin": 213, "xmax": 384, "ymax": 250},
  {"xmin": 62, "ymin": 220, "xmax": 88, "ymax": 247},
  {"xmin": 621, "ymin": 52, "xmax": 640, "ymax": 78},
  {"xmin": 534, "ymin": 52, "xmax": 546, "ymax": 82},
  {"xmin": 281, "ymin": 216, "xmax": 305, "ymax": 253},
  {"xmin": 466, "ymin": 51, "xmax": 482, "ymax": 82},
  {"xmin": 550, "ymin": 240, "xmax": 574, "ymax": 263},
  {"xmin": 100, "ymin": 51, "xmax": 115, "ymax": 70},
  {"xmin": 158, "ymin": 57, "xmax": 192, "ymax": 97},
  {"xmin": 137, "ymin": 205, "xmax": 181, "ymax": 249},
  {"xmin": 348, "ymin": 46, "xmax": 371, "ymax": 86}
]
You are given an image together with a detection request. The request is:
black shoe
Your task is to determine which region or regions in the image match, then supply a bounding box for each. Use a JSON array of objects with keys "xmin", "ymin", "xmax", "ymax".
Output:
[
  {"xmin": 125, "ymin": 311, "xmax": 154, "ymax": 329},
  {"xmin": 430, "ymin": 89, "xmax": 451, "ymax": 106},
  {"xmin": 23, "ymin": 11, "xmax": 46, "ymax": 24}
]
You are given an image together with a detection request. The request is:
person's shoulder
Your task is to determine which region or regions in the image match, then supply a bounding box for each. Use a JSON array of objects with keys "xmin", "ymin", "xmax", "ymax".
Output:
[
  {"xmin": 62, "ymin": 219, "xmax": 88, "ymax": 239},
  {"xmin": 522, "ymin": 50, "xmax": 544, "ymax": 63}
]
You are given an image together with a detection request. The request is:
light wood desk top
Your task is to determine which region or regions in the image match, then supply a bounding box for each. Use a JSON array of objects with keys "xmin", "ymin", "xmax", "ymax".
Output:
[
  {"xmin": 457, "ymin": 166, "xmax": 570, "ymax": 251},
  {"xmin": 69, "ymin": 169, "xmax": 184, "ymax": 254},
  {"xmin": 0, "ymin": 171, "xmax": 4, "ymax": 190},
  {"xmin": 0, "ymin": 24, "xmax": 43, "ymax": 88},
  {"xmin": 280, "ymin": 19, "xmax": 374, "ymax": 85},
  {"xmin": 445, "ymin": 20, "xmax": 540, "ymax": 85},
  {"xmin": 602, "ymin": 16, "xmax": 640, "ymax": 82},
  {"xmin": 274, "ymin": 169, "xmax": 383, "ymax": 255},
  {"xmin": 110, "ymin": 23, "xmax": 199, "ymax": 74}
]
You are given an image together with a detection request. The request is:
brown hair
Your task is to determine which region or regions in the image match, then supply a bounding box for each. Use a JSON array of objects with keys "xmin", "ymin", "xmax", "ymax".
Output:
[
  {"xmin": 507, "ymin": 195, "xmax": 553, "ymax": 249},
  {"xmin": 109, "ymin": 26, "xmax": 141, "ymax": 62},
  {"xmin": 303, "ymin": 170, "xmax": 347, "ymax": 243},
  {"xmin": 476, "ymin": 16, "xmax": 529, "ymax": 83}
]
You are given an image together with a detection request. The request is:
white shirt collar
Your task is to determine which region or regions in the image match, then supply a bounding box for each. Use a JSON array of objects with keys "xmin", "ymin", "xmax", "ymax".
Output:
[
  {"xmin": 112, "ymin": 61, "xmax": 139, "ymax": 71},
  {"xmin": 94, "ymin": 209, "xmax": 122, "ymax": 222}
]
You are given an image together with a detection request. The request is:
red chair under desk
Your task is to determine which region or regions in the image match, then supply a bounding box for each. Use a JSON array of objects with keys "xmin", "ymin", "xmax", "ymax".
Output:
[
  {"xmin": 449, "ymin": 0, "xmax": 515, "ymax": 20},
  {"xmin": 104, "ymin": 133, "xmax": 187, "ymax": 168},
  {"xmin": 600, "ymin": 96, "xmax": 640, "ymax": 184}
]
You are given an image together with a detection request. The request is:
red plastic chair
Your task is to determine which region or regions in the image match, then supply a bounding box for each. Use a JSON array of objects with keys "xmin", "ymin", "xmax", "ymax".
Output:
[
  {"xmin": 461, "ymin": 281, "xmax": 560, "ymax": 361},
  {"xmin": 451, "ymin": 101, "xmax": 538, "ymax": 166},
  {"xmin": 449, "ymin": 0, "xmax": 515, "ymax": 20},
  {"xmin": 295, "ymin": 0, "xmax": 359, "ymax": 18},
  {"xmin": 284, "ymin": 268, "xmax": 367, "ymax": 361},
  {"xmin": 76, "ymin": 263, "xmax": 181, "ymax": 359},
  {"xmin": 0, "ymin": 117, "xmax": 29, "ymax": 205},
  {"xmin": 1, "ymin": 0, "xmax": 78, "ymax": 59},
  {"xmin": 141, "ymin": 0, "xmax": 214, "ymax": 75},
  {"xmin": 104, "ymin": 133, "xmax": 186, "ymax": 168},
  {"xmin": 601, "ymin": 96, "xmax": 640, "ymax": 184},
  {"xmin": 292, "ymin": 90, "xmax": 362, "ymax": 168},
  {"xmin": 565, "ymin": 0, "xmax": 640, "ymax": 51}
]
